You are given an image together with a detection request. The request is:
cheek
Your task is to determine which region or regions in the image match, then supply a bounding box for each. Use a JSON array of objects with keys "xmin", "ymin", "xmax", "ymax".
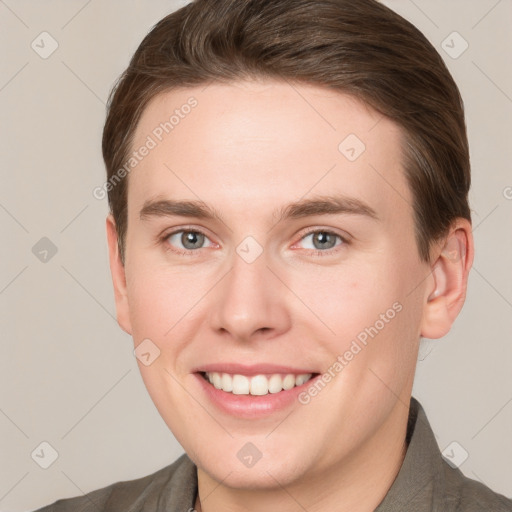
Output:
[
  {"xmin": 292, "ymin": 255, "xmax": 422, "ymax": 366},
  {"xmin": 288, "ymin": 262, "xmax": 388, "ymax": 338},
  {"xmin": 336, "ymin": 258, "xmax": 425, "ymax": 387},
  {"xmin": 125, "ymin": 261, "xmax": 212, "ymax": 379},
  {"xmin": 125, "ymin": 260, "xmax": 196, "ymax": 335},
  {"xmin": 126, "ymin": 278, "xmax": 170, "ymax": 340}
]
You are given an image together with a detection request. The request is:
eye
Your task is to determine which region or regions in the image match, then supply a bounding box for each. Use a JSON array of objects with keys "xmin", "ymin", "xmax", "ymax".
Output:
[
  {"xmin": 164, "ymin": 229, "xmax": 215, "ymax": 252},
  {"xmin": 297, "ymin": 230, "xmax": 346, "ymax": 252}
]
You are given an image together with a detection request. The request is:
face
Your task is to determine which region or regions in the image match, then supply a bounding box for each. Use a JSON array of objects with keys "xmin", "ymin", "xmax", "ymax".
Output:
[{"xmin": 110, "ymin": 80, "xmax": 437, "ymax": 489}]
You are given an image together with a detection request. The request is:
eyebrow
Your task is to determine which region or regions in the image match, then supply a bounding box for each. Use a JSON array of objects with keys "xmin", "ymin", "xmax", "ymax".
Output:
[{"xmin": 139, "ymin": 195, "xmax": 379, "ymax": 223}]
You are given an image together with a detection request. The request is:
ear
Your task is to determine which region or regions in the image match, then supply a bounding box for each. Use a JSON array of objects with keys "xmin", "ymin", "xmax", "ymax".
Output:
[
  {"xmin": 420, "ymin": 218, "xmax": 474, "ymax": 339},
  {"xmin": 106, "ymin": 214, "xmax": 132, "ymax": 335}
]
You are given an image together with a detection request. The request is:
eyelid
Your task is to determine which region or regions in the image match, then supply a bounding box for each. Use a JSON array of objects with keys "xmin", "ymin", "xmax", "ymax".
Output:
[
  {"xmin": 160, "ymin": 226, "xmax": 217, "ymax": 255},
  {"xmin": 290, "ymin": 227, "xmax": 350, "ymax": 254},
  {"xmin": 160, "ymin": 226, "xmax": 350, "ymax": 256}
]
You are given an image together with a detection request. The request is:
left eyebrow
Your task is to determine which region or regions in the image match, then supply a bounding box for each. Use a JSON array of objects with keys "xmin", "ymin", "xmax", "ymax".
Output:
[
  {"xmin": 274, "ymin": 194, "xmax": 379, "ymax": 223},
  {"xmin": 139, "ymin": 194, "xmax": 379, "ymax": 223}
]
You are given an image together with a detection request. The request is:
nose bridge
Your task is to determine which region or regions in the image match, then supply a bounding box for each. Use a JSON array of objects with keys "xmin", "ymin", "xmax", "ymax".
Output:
[{"xmin": 210, "ymin": 244, "xmax": 289, "ymax": 340}]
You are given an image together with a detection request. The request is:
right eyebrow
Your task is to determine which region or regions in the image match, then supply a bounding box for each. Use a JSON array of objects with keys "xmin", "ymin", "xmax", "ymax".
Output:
[{"xmin": 139, "ymin": 199, "xmax": 220, "ymax": 221}]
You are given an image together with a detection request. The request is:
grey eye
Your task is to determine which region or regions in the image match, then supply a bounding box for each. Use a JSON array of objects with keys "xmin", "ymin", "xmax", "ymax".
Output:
[
  {"xmin": 167, "ymin": 230, "xmax": 211, "ymax": 250},
  {"xmin": 300, "ymin": 231, "xmax": 343, "ymax": 251}
]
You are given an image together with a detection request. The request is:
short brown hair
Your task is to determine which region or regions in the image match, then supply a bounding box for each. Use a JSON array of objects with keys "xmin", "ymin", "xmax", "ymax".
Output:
[{"xmin": 102, "ymin": 0, "xmax": 471, "ymax": 264}]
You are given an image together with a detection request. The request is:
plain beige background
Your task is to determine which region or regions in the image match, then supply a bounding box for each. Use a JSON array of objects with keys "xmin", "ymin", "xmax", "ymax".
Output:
[{"xmin": 1, "ymin": 0, "xmax": 511, "ymax": 510}]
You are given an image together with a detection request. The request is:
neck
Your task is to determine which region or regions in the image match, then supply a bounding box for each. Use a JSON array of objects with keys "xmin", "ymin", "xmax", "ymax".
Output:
[{"xmin": 195, "ymin": 398, "xmax": 410, "ymax": 512}]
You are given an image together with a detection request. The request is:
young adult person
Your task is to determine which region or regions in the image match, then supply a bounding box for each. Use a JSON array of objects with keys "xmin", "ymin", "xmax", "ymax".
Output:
[{"xmin": 35, "ymin": 0, "xmax": 512, "ymax": 510}]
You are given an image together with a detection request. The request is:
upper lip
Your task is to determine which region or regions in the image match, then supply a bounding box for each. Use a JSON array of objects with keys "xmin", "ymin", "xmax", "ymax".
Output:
[{"xmin": 193, "ymin": 363, "xmax": 318, "ymax": 376}]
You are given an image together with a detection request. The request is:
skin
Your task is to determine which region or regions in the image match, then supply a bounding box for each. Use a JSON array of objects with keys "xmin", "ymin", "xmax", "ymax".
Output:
[{"xmin": 106, "ymin": 80, "xmax": 473, "ymax": 512}]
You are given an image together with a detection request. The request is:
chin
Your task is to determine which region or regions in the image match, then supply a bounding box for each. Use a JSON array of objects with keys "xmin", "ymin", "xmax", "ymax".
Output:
[
  {"xmin": 204, "ymin": 463, "xmax": 298, "ymax": 490},
  {"xmin": 196, "ymin": 446, "xmax": 313, "ymax": 490}
]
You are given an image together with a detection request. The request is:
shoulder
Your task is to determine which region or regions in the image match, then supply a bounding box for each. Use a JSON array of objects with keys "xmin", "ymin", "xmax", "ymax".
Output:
[
  {"xmin": 32, "ymin": 454, "xmax": 196, "ymax": 512},
  {"xmin": 33, "ymin": 484, "xmax": 111, "ymax": 512},
  {"xmin": 387, "ymin": 397, "xmax": 512, "ymax": 512},
  {"xmin": 442, "ymin": 460, "xmax": 512, "ymax": 512}
]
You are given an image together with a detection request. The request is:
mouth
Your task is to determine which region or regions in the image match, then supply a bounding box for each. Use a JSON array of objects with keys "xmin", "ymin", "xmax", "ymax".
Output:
[
  {"xmin": 200, "ymin": 371, "xmax": 317, "ymax": 396},
  {"xmin": 192, "ymin": 363, "xmax": 321, "ymax": 418}
]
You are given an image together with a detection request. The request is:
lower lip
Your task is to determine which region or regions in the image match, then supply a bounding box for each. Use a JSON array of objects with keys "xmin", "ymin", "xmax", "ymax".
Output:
[{"xmin": 194, "ymin": 373, "xmax": 319, "ymax": 419}]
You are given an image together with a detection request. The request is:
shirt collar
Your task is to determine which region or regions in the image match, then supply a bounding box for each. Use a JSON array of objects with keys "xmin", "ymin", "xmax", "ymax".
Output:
[{"xmin": 375, "ymin": 396, "xmax": 446, "ymax": 511}]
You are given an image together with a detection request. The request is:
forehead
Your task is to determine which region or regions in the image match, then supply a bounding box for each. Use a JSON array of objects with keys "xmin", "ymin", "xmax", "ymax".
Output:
[{"xmin": 128, "ymin": 80, "xmax": 411, "ymax": 222}]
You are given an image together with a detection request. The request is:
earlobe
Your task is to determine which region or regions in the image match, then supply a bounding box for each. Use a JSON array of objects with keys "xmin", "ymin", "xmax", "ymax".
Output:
[
  {"xmin": 106, "ymin": 215, "xmax": 132, "ymax": 335},
  {"xmin": 420, "ymin": 219, "xmax": 474, "ymax": 339}
]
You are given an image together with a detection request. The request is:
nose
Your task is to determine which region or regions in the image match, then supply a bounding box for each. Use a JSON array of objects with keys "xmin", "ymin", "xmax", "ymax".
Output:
[{"xmin": 209, "ymin": 248, "xmax": 291, "ymax": 342}]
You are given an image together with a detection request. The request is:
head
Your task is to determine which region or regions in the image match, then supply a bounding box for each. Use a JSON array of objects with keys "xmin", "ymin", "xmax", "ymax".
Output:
[{"xmin": 103, "ymin": 0, "xmax": 473, "ymax": 492}]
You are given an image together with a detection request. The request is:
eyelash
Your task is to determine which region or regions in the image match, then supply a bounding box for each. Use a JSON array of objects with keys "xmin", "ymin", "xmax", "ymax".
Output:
[
  {"xmin": 291, "ymin": 228, "xmax": 348, "ymax": 257},
  {"xmin": 159, "ymin": 227, "xmax": 349, "ymax": 257},
  {"xmin": 159, "ymin": 227, "xmax": 214, "ymax": 257}
]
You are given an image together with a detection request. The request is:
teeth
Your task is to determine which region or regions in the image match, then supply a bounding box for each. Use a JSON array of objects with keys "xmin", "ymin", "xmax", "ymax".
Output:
[
  {"xmin": 249, "ymin": 375, "xmax": 268, "ymax": 396},
  {"xmin": 268, "ymin": 374, "xmax": 283, "ymax": 394},
  {"xmin": 232, "ymin": 374, "xmax": 250, "ymax": 395},
  {"xmin": 282, "ymin": 374, "xmax": 296, "ymax": 390},
  {"xmin": 212, "ymin": 372, "xmax": 222, "ymax": 389},
  {"xmin": 221, "ymin": 373, "xmax": 233, "ymax": 392},
  {"xmin": 204, "ymin": 372, "xmax": 313, "ymax": 395},
  {"xmin": 295, "ymin": 374, "xmax": 309, "ymax": 386}
]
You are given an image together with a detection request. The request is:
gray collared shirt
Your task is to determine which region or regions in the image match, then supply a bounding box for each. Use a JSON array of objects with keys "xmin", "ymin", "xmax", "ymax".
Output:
[{"xmin": 34, "ymin": 397, "xmax": 512, "ymax": 511}]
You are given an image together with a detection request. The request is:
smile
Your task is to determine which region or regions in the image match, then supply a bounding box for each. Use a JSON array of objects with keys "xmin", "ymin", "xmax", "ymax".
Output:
[{"xmin": 202, "ymin": 371, "xmax": 314, "ymax": 395}]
